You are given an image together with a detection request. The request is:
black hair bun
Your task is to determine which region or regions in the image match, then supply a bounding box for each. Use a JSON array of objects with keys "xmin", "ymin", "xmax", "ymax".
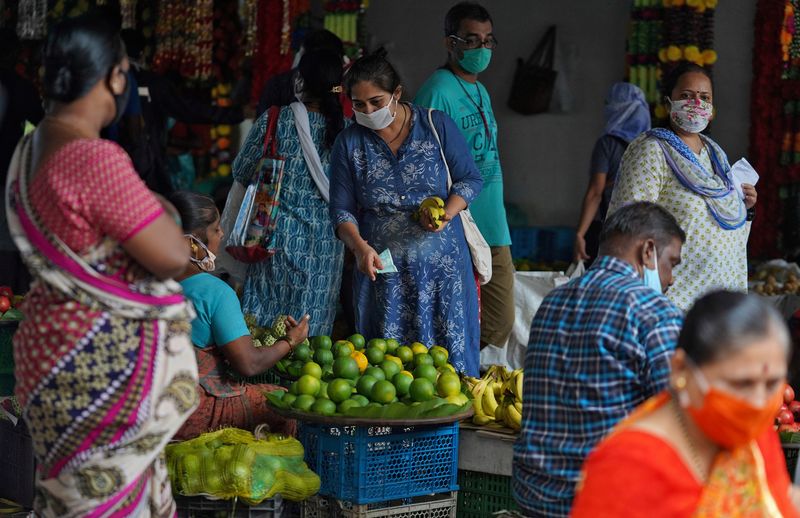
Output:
[{"xmin": 50, "ymin": 66, "xmax": 74, "ymax": 101}]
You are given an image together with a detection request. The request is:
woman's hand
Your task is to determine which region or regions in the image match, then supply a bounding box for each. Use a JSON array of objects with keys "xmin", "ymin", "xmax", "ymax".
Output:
[
  {"xmin": 354, "ymin": 242, "xmax": 384, "ymax": 281},
  {"xmin": 285, "ymin": 314, "xmax": 310, "ymax": 346},
  {"xmin": 420, "ymin": 209, "xmax": 453, "ymax": 233},
  {"xmin": 574, "ymin": 234, "xmax": 590, "ymax": 262},
  {"xmin": 742, "ymin": 184, "xmax": 758, "ymax": 209}
]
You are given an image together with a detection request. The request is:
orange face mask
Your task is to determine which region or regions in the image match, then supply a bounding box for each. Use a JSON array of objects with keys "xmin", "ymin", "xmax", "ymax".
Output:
[{"xmin": 684, "ymin": 366, "xmax": 784, "ymax": 449}]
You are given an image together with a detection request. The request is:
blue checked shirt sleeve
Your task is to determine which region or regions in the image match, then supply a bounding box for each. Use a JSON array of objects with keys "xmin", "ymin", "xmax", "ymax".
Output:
[{"xmin": 640, "ymin": 310, "xmax": 682, "ymax": 396}]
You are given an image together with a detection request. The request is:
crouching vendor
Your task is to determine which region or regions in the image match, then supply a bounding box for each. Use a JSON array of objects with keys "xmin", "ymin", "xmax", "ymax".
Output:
[{"xmin": 170, "ymin": 191, "xmax": 304, "ymax": 439}]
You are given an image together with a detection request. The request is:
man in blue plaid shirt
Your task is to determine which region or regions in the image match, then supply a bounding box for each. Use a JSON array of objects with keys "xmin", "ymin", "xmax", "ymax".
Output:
[{"xmin": 512, "ymin": 202, "xmax": 685, "ymax": 517}]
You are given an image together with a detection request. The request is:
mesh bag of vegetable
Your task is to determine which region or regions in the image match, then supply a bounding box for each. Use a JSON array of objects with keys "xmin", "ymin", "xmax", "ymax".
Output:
[{"xmin": 166, "ymin": 427, "xmax": 320, "ymax": 504}]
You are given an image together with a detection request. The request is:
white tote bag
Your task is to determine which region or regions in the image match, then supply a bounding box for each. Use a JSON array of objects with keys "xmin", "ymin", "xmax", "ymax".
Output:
[{"xmin": 427, "ymin": 108, "xmax": 493, "ymax": 285}]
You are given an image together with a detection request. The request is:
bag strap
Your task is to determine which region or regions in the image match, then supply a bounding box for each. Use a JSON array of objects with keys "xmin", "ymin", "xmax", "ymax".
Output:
[
  {"xmin": 525, "ymin": 26, "xmax": 556, "ymax": 69},
  {"xmin": 263, "ymin": 105, "xmax": 281, "ymax": 156},
  {"xmin": 427, "ymin": 108, "xmax": 453, "ymax": 190}
]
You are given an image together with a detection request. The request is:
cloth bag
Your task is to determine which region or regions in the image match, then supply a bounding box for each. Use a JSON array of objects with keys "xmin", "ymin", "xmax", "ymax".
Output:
[
  {"xmin": 225, "ymin": 106, "xmax": 285, "ymax": 264},
  {"xmin": 427, "ymin": 109, "xmax": 493, "ymax": 285},
  {"xmin": 507, "ymin": 26, "xmax": 558, "ymax": 115}
]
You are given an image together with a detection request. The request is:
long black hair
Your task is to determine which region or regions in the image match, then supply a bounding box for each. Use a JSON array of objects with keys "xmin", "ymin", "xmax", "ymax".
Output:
[
  {"xmin": 42, "ymin": 15, "xmax": 126, "ymax": 103},
  {"xmin": 343, "ymin": 49, "xmax": 401, "ymax": 97},
  {"xmin": 680, "ymin": 291, "xmax": 790, "ymax": 366},
  {"xmin": 169, "ymin": 191, "xmax": 219, "ymax": 244},
  {"xmin": 298, "ymin": 49, "xmax": 344, "ymax": 148}
]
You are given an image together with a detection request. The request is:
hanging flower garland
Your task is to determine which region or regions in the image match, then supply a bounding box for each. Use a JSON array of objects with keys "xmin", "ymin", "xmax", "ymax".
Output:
[
  {"xmin": 625, "ymin": 0, "xmax": 662, "ymax": 111},
  {"xmin": 653, "ymin": 0, "xmax": 717, "ymax": 120},
  {"xmin": 749, "ymin": 0, "xmax": 791, "ymax": 258},
  {"xmin": 16, "ymin": 0, "xmax": 47, "ymax": 39},
  {"xmin": 153, "ymin": 0, "xmax": 214, "ymax": 82},
  {"xmin": 324, "ymin": 0, "xmax": 368, "ymax": 60}
]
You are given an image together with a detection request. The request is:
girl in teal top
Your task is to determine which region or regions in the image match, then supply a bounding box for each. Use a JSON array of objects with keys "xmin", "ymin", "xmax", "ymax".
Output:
[{"xmin": 170, "ymin": 191, "xmax": 309, "ymax": 439}]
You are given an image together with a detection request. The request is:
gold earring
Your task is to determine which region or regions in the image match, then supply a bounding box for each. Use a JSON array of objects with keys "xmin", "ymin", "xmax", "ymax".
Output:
[{"xmin": 674, "ymin": 377, "xmax": 687, "ymax": 390}]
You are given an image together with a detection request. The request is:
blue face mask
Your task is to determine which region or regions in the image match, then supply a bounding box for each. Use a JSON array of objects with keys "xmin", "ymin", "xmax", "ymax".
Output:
[
  {"xmin": 459, "ymin": 48, "xmax": 492, "ymax": 74},
  {"xmin": 643, "ymin": 246, "xmax": 662, "ymax": 293}
]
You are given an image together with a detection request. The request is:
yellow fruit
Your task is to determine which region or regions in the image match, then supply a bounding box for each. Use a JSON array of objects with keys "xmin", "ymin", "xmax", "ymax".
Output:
[
  {"xmin": 411, "ymin": 342, "xmax": 428, "ymax": 355},
  {"xmin": 385, "ymin": 355, "xmax": 403, "ymax": 369},
  {"xmin": 351, "ymin": 351, "xmax": 368, "ymax": 373},
  {"xmin": 436, "ymin": 373, "xmax": 462, "ymax": 398}
]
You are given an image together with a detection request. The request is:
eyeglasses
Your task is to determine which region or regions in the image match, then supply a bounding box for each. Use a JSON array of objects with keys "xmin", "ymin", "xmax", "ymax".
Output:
[{"xmin": 449, "ymin": 34, "xmax": 498, "ymax": 50}]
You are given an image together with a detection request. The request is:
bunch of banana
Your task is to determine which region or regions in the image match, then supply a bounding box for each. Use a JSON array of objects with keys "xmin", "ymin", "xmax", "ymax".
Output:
[
  {"xmin": 412, "ymin": 196, "xmax": 446, "ymax": 229},
  {"xmin": 468, "ymin": 365, "xmax": 524, "ymax": 430}
]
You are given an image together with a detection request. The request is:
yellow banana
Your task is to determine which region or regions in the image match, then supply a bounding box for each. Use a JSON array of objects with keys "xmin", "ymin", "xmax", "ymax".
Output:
[
  {"xmin": 494, "ymin": 401, "xmax": 504, "ymax": 422},
  {"xmin": 493, "ymin": 380, "xmax": 503, "ymax": 398},
  {"xmin": 471, "ymin": 379, "xmax": 488, "ymax": 417},
  {"xmin": 514, "ymin": 399, "xmax": 523, "ymax": 414},
  {"xmin": 513, "ymin": 369, "xmax": 524, "ymax": 401},
  {"xmin": 505, "ymin": 401, "xmax": 522, "ymax": 431},
  {"xmin": 482, "ymin": 385, "xmax": 499, "ymax": 417},
  {"xmin": 473, "ymin": 413, "xmax": 495, "ymax": 425}
]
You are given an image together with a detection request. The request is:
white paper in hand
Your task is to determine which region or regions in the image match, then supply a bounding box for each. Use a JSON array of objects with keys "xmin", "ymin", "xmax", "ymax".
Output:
[
  {"xmin": 376, "ymin": 249, "xmax": 398, "ymax": 274},
  {"xmin": 729, "ymin": 158, "xmax": 759, "ymax": 200}
]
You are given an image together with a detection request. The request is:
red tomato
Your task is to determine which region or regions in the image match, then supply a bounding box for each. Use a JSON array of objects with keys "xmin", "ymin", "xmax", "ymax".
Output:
[
  {"xmin": 0, "ymin": 286, "xmax": 12, "ymax": 299},
  {"xmin": 0, "ymin": 296, "xmax": 9, "ymax": 313},
  {"xmin": 778, "ymin": 409, "xmax": 795, "ymax": 425},
  {"xmin": 786, "ymin": 385, "xmax": 796, "ymax": 405}
]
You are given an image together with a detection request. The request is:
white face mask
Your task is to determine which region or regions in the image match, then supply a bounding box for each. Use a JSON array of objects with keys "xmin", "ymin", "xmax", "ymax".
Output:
[
  {"xmin": 186, "ymin": 234, "xmax": 216, "ymax": 272},
  {"xmin": 354, "ymin": 95, "xmax": 398, "ymax": 131}
]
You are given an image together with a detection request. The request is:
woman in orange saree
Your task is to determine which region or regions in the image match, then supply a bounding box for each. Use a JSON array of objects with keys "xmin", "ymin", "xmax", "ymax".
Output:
[{"xmin": 572, "ymin": 291, "xmax": 800, "ymax": 518}]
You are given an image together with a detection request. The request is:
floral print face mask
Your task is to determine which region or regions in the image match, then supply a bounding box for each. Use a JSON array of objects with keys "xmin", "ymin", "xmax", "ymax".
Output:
[{"xmin": 668, "ymin": 98, "xmax": 713, "ymax": 134}]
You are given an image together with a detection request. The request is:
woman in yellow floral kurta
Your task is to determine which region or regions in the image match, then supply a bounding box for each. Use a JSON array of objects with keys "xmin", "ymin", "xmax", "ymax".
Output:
[{"xmin": 608, "ymin": 63, "xmax": 757, "ymax": 311}]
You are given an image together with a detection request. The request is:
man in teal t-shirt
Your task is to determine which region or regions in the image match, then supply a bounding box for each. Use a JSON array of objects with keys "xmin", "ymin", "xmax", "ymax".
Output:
[{"xmin": 415, "ymin": 1, "xmax": 514, "ymax": 348}]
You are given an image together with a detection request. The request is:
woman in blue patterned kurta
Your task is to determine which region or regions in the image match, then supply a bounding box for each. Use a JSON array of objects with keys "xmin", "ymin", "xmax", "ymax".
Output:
[
  {"xmin": 329, "ymin": 55, "xmax": 482, "ymax": 375},
  {"xmin": 233, "ymin": 51, "xmax": 345, "ymax": 335}
]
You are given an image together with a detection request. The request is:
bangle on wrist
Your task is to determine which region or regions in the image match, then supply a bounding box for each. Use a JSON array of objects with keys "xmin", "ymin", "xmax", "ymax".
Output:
[{"xmin": 277, "ymin": 335, "xmax": 294, "ymax": 351}]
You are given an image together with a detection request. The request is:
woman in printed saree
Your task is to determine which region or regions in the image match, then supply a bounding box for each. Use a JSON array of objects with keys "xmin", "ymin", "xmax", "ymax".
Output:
[
  {"xmin": 329, "ymin": 54, "xmax": 483, "ymax": 376},
  {"xmin": 608, "ymin": 62, "xmax": 758, "ymax": 311},
  {"xmin": 5, "ymin": 17, "xmax": 199, "ymax": 517},
  {"xmin": 571, "ymin": 291, "xmax": 800, "ymax": 517},
  {"xmin": 169, "ymin": 191, "xmax": 304, "ymax": 440}
]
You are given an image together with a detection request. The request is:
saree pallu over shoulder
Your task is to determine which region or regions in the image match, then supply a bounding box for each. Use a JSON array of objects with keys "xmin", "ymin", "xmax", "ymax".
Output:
[{"xmin": 5, "ymin": 134, "xmax": 199, "ymax": 517}]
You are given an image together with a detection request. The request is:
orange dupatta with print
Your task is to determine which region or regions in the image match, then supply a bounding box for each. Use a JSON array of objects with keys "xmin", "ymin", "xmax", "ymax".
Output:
[{"xmin": 571, "ymin": 392, "xmax": 799, "ymax": 518}]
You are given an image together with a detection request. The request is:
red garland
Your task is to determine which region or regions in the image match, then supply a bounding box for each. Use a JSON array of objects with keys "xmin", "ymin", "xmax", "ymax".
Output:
[
  {"xmin": 251, "ymin": 0, "xmax": 295, "ymax": 104},
  {"xmin": 750, "ymin": 0, "xmax": 791, "ymax": 258}
]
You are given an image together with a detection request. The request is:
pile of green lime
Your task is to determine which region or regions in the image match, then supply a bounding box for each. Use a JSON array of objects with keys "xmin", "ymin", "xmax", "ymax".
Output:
[{"xmin": 267, "ymin": 335, "xmax": 471, "ymax": 420}]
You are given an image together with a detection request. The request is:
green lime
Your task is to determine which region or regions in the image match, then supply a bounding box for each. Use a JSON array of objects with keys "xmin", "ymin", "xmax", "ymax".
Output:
[
  {"xmin": 351, "ymin": 394, "xmax": 370, "ymax": 407},
  {"xmin": 395, "ymin": 346, "xmax": 414, "ymax": 365},
  {"xmin": 293, "ymin": 343, "xmax": 311, "ymax": 362},
  {"xmin": 429, "ymin": 347, "xmax": 449, "ymax": 368},
  {"xmin": 297, "ymin": 375, "xmax": 321, "ymax": 396},
  {"xmin": 367, "ymin": 338, "xmax": 387, "ymax": 353},
  {"xmin": 409, "ymin": 378, "xmax": 435, "ymax": 402},
  {"xmin": 292, "ymin": 394, "xmax": 316, "ymax": 411},
  {"xmin": 348, "ymin": 334, "xmax": 366, "ymax": 350},
  {"xmin": 338, "ymin": 398, "xmax": 362, "ymax": 414},
  {"xmin": 392, "ymin": 372, "xmax": 414, "ymax": 397},
  {"xmin": 333, "ymin": 357, "xmax": 360, "ymax": 380},
  {"xmin": 301, "ymin": 361, "xmax": 323, "ymax": 379},
  {"xmin": 282, "ymin": 393, "xmax": 297, "ymax": 406},
  {"xmin": 311, "ymin": 398, "xmax": 337, "ymax": 416},
  {"xmin": 364, "ymin": 366, "xmax": 386, "ymax": 381},
  {"xmin": 385, "ymin": 338, "xmax": 400, "ymax": 354},
  {"xmin": 380, "ymin": 359, "xmax": 401, "ymax": 379},
  {"xmin": 314, "ymin": 349, "xmax": 334, "ymax": 366},
  {"xmin": 436, "ymin": 373, "xmax": 461, "ymax": 397},
  {"xmin": 334, "ymin": 343, "xmax": 352, "ymax": 358},
  {"xmin": 311, "ymin": 335, "xmax": 333, "ymax": 350},
  {"xmin": 365, "ymin": 347, "xmax": 385, "ymax": 366},
  {"xmin": 413, "ymin": 353, "xmax": 434, "ymax": 368},
  {"xmin": 327, "ymin": 378, "xmax": 354, "ymax": 404},
  {"xmin": 289, "ymin": 381, "xmax": 299, "ymax": 395},
  {"xmin": 317, "ymin": 381, "xmax": 329, "ymax": 399},
  {"xmin": 356, "ymin": 375, "xmax": 378, "ymax": 397},
  {"xmin": 287, "ymin": 360, "xmax": 304, "ymax": 378},
  {"xmin": 370, "ymin": 380, "xmax": 397, "ymax": 404},
  {"xmin": 413, "ymin": 364, "xmax": 438, "ymax": 384}
]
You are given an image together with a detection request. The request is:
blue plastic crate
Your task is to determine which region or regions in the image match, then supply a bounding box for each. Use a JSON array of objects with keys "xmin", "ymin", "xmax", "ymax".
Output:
[
  {"xmin": 298, "ymin": 421, "xmax": 460, "ymax": 504},
  {"xmin": 509, "ymin": 227, "xmax": 541, "ymax": 260},
  {"xmin": 548, "ymin": 226, "xmax": 575, "ymax": 263}
]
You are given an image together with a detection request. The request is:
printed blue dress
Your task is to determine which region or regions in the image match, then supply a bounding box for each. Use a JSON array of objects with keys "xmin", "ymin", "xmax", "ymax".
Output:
[
  {"xmin": 329, "ymin": 104, "xmax": 482, "ymax": 375},
  {"xmin": 233, "ymin": 106, "xmax": 344, "ymax": 335}
]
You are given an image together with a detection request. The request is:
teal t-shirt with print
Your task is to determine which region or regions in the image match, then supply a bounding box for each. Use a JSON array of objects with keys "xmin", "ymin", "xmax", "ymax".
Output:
[
  {"xmin": 415, "ymin": 68, "xmax": 511, "ymax": 246},
  {"xmin": 180, "ymin": 273, "xmax": 250, "ymax": 348}
]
